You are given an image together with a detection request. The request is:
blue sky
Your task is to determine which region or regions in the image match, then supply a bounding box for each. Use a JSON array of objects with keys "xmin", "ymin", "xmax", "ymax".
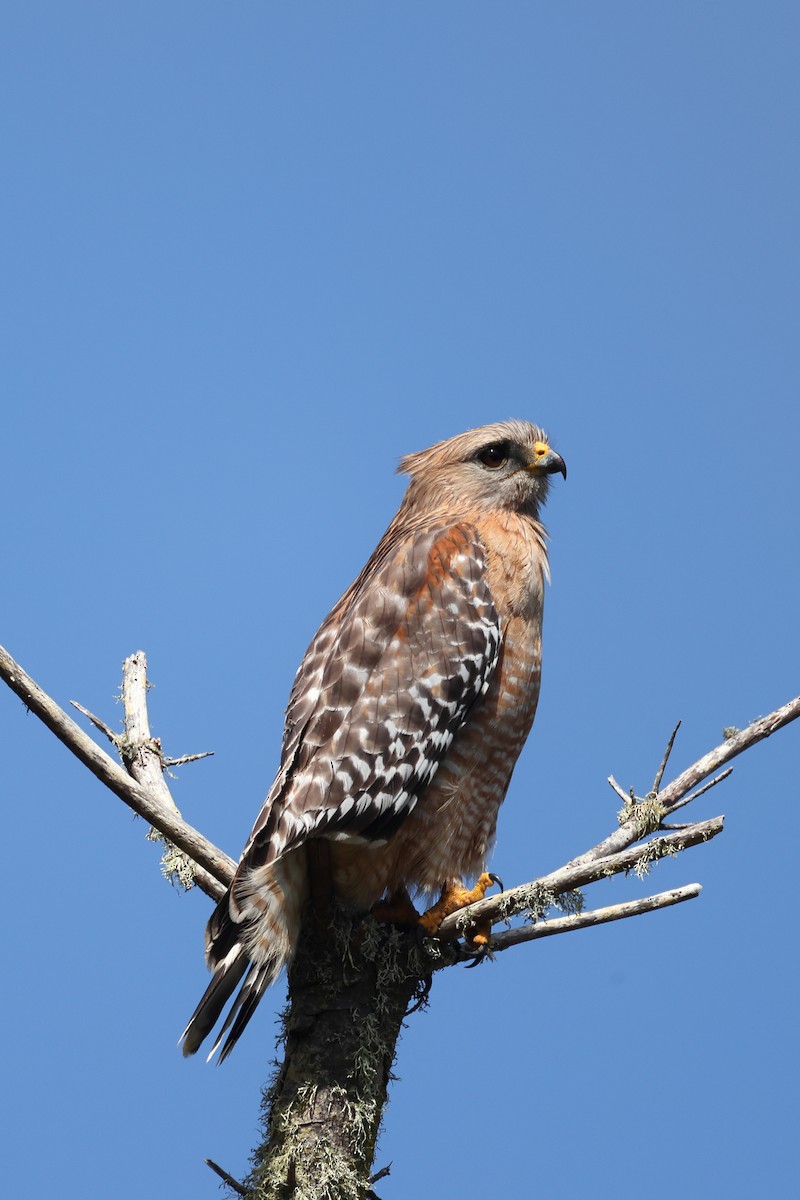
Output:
[{"xmin": 2, "ymin": 4, "xmax": 798, "ymax": 1197}]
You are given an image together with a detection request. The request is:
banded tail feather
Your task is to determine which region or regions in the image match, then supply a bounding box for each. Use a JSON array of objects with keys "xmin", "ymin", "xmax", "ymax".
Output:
[{"xmin": 181, "ymin": 853, "xmax": 305, "ymax": 1061}]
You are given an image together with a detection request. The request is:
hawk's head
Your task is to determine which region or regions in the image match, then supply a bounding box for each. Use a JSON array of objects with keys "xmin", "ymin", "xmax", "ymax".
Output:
[{"xmin": 398, "ymin": 419, "xmax": 566, "ymax": 519}]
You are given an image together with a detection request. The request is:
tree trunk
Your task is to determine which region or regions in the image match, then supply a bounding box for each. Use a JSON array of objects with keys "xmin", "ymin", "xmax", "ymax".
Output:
[{"xmin": 245, "ymin": 884, "xmax": 444, "ymax": 1199}]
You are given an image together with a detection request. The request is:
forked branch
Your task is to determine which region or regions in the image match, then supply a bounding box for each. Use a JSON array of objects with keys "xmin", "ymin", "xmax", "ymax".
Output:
[
  {"xmin": 439, "ymin": 816, "xmax": 724, "ymax": 944},
  {"xmin": 0, "ymin": 642, "xmax": 234, "ymax": 898}
]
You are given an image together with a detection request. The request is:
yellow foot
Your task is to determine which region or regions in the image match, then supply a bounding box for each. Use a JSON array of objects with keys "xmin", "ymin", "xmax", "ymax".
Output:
[
  {"xmin": 418, "ymin": 872, "xmax": 502, "ymax": 945},
  {"xmin": 371, "ymin": 887, "xmax": 421, "ymax": 928}
]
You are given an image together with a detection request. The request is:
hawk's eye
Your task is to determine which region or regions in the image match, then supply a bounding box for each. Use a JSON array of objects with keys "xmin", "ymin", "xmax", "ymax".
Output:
[{"xmin": 477, "ymin": 443, "xmax": 509, "ymax": 469}]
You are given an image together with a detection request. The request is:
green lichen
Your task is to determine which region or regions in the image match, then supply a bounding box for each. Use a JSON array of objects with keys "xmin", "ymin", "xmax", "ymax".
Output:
[
  {"xmin": 510, "ymin": 881, "xmax": 557, "ymax": 925},
  {"xmin": 631, "ymin": 837, "xmax": 678, "ymax": 880},
  {"xmin": 556, "ymin": 889, "xmax": 584, "ymax": 916},
  {"xmin": 246, "ymin": 902, "xmax": 430, "ymax": 1198},
  {"xmin": 250, "ymin": 1097, "xmax": 371, "ymax": 1200},
  {"xmin": 617, "ymin": 795, "xmax": 667, "ymax": 837},
  {"xmin": 145, "ymin": 828, "xmax": 196, "ymax": 890}
]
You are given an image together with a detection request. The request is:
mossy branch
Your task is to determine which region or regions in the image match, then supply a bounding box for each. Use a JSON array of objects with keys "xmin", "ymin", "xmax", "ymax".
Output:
[{"xmin": 438, "ymin": 816, "xmax": 723, "ymax": 942}]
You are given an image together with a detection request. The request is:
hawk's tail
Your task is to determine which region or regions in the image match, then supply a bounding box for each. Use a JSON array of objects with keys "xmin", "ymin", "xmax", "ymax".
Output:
[
  {"xmin": 179, "ymin": 936, "xmax": 250, "ymax": 1060},
  {"xmin": 180, "ymin": 851, "xmax": 307, "ymax": 1062}
]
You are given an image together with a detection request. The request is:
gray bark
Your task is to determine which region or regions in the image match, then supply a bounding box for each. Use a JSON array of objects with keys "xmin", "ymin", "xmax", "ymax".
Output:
[{"xmin": 246, "ymin": 893, "xmax": 437, "ymax": 1199}]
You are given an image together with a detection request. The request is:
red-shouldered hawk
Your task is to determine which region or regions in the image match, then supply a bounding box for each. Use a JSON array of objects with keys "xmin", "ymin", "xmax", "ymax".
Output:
[{"xmin": 182, "ymin": 420, "xmax": 565, "ymax": 1060}]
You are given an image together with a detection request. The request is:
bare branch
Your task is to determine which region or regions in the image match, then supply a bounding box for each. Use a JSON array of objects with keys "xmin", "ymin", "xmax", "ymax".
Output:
[
  {"xmin": 114, "ymin": 651, "xmax": 221, "ymax": 897},
  {"xmin": 437, "ymin": 816, "xmax": 724, "ymax": 940},
  {"xmin": 667, "ymin": 767, "xmax": 733, "ymax": 815},
  {"xmin": 0, "ymin": 642, "xmax": 234, "ymax": 897},
  {"xmin": 435, "ymin": 699, "xmax": 800, "ymax": 953},
  {"xmin": 658, "ymin": 698, "xmax": 800, "ymax": 809},
  {"xmin": 163, "ymin": 751, "xmax": 215, "ymax": 767},
  {"xmin": 651, "ymin": 720, "xmax": 681, "ymax": 795},
  {"xmin": 566, "ymin": 696, "xmax": 800, "ymax": 871},
  {"xmin": 369, "ymin": 1163, "xmax": 392, "ymax": 1186},
  {"xmin": 607, "ymin": 775, "xmax": 631, "ymax": 805},
  {"xmin": 205, "ymin": 1158, "xmax": 247, "ymax": 1195},
  {"xmin": 479, "ymin": 884, "xmax": 701, "ymax": 953},
  {"xmin": 119, "ymin": 651, "xmax": 178, "ymax": 811},
  {"xmin": 70, "ymin": 700, "xmax": 119, "ymax": 746}
]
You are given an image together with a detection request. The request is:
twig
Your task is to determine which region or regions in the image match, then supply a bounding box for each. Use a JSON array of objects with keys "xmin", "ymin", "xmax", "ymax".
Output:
[
  {"xmin": 607, "ymin": 775, "xmax": 631, "ymax": 805},
  {"xmin": 366, "ymin": 1161, "xmax": 392, "ymax": 1199},
  {"xmin": 478, "ymin": 884, "xmax": 701, "ymax": 953},
  {"xmin": 205, "ymin": 1158, "xmax": 247, "ymax": 1195},
  {"xmin": 652, "ymin": 720, "xmax": 681, "ymax": 794},
  {"xmin": 0, "ymin": 642, "xmax": 234, "ymax": 898},
  {"xmin": 70, "ymin": 700, "xmax": 119, "ymax": 746},
  {"xmin": 667, "ymin": 767, "xmax": 733, "ymax": 815},
  {"xmin": 163, "ymin": 751, "xmax": 215, "ymax": 767}
]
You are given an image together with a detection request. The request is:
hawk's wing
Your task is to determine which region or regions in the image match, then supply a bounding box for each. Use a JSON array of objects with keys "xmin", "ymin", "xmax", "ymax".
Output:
[{"xmin": 241, "ymin": 520, "xmax": 503, "ymax": 867}]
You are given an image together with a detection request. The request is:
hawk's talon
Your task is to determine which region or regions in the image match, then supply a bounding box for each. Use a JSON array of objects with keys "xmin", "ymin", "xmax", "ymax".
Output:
[
  {"xmin": 414, "ymin": 921, "xmax": 438, "ymax": 951},
  {"xmin": 487, "ymin": 872, "xmax": 504, "ymax": 893},
  {"xmin": 417, "ymin": 871, "xmax": 501, "ymax": 943},
  {"xmin": 464, "ymin": 946, "xmax": 488, "ymax": 969}
]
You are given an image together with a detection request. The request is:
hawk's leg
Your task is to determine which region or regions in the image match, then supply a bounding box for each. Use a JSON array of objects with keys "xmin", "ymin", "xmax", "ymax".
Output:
[
  {"xmin": 307, "ymin": 840, "xmax": 333, "ymax": 921},
  {"xmin": 419, "ymin": 871, "xmax": 502, "ymax": 946},
  {"xmin": 371, "ymin": 886, "xmax": 421, "ymax": 928}
]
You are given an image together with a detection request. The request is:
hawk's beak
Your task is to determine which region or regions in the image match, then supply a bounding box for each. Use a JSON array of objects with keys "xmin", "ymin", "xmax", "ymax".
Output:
[{"xmin": 528, "ymin": 442, "xmax": 567, "ymax": 480}]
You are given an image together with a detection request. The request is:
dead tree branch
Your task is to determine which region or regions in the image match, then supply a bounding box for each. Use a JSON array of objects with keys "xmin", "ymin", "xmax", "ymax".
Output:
[
  {"xmin": 205, "ymin": 1158, "xmax": 247, "ymax": 1195},
  {"xmin": 437, "ymin": 816, "xmax": 723, "ymax": 942},
  {"xmin": 476, "ymin": 883, "xmax": 701, "ymax": 953},
  {"xmin": 115, "ymin": 650, "xmax": 217, "ymax": 894},
  {"xmin": 0, "ymin": 642, "xmax": 233, "ymax": 900},
  {"xmin": 435, "ymin": 697, "xmax": 800, "ymax": 944}
]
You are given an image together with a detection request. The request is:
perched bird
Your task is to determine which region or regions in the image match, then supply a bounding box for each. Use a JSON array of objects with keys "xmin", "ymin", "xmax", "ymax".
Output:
[{"xmin": 181, "ymin": 420, "xmax": 566, "ymax": 1060}]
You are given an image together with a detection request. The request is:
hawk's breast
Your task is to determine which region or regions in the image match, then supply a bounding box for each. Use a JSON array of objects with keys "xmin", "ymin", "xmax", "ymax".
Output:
[{"xmin": 330, "ymin": 510, "xmax": 548, "ymax": 903}]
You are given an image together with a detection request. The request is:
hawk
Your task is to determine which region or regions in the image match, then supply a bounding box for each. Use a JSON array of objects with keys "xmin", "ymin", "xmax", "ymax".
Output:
[{"xmin": 182, "ymin": 420, "xmax": 566, "ymax": 1059}]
